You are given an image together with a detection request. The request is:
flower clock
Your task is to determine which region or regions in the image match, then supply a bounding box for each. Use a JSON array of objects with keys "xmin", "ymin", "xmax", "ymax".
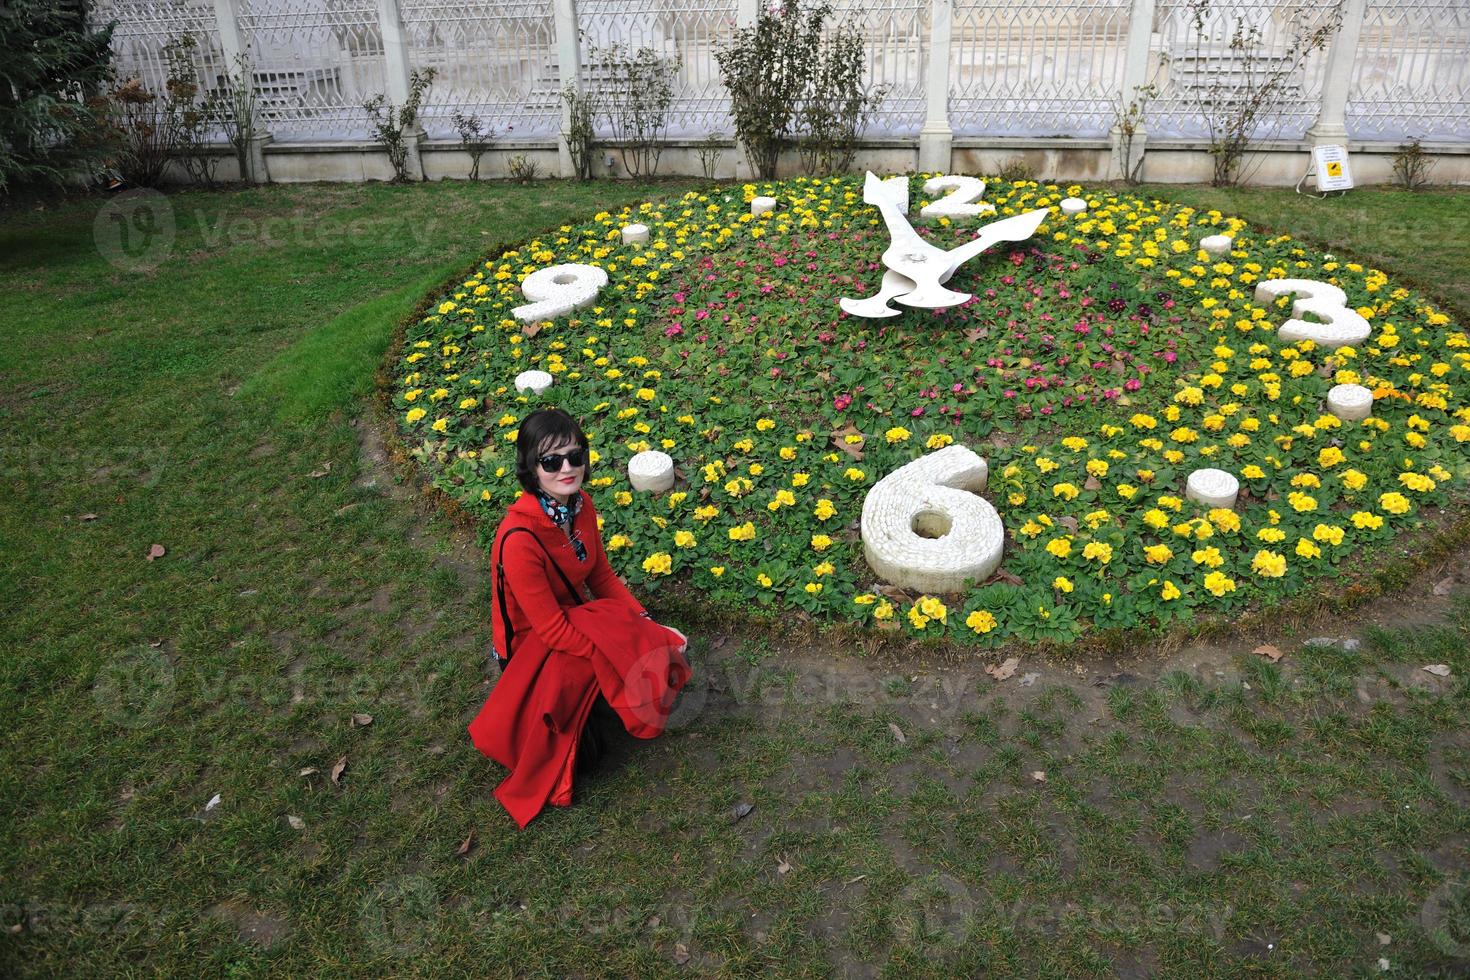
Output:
[{"xmin": 393, "ymin": 173, "xmax": 1466, "ymax": 646}]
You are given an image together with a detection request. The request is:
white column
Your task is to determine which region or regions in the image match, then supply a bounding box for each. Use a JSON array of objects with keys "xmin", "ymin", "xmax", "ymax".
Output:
[
  {"xmin": 212, "ymin": 0, "xmax": 270, "ymax": 182},
  {"xmin": 552, "ymin": 0, "xmax": 581, "ymax": 178},
  {"xmin": 917, "ymin": 0, "xmax": 953, "ymax": 173},
  {"xmin": 375, "ymin": 0, "xmax": 425, "ymax": 179},
  {"xmin": 1306, "ymin": 0, "xmax": 1367, "ymax": 146},
  {"xmin": 1110, "ymin": 0, "xmax": 1157, "ymax": 181}
]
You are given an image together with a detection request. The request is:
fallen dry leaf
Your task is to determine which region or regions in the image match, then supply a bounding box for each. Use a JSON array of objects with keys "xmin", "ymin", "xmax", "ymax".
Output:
[
  {"xmin": 329, "ymin": 755, "xmax": 348, "ymax": 787},
  {"xmin": 1083, "ymin": 475, "xmax": 1102, "ymax": 491},
  {"xmin": 710, "ymin": 634, "xmax": 729, "ymax": 652},
  {"xmin": 1031, "ymin": 771, "xmax": 1047, "ymax": 783},
  {"xmin": 830, "ymin": 424, "xmax": 866, "ymax": 461},
  {"xmin": 730, "ymin": 801, "xmax": 754, "ymax": 823},
  {"xmin": 844, "ymin": 874, "xmax": 867, "ymax": 885},
  {"xmin": 456, "ymin": 829, "xmax": 476, "ymax": 856},
  {"xmin": 888, "ymin": 722, "xmax": 906, "ymax": 744},
  {"xmin": 1254, "ymin": 644, "xmax": 1284, "ymax": 662},
  {"xmin": 350, "ymin": 713, "xmax": 374, "ymax": 728},
  {"xmin": 205, "ymin": 792, "xmax": 222, "ymax": 811},
  {"xmin": 1433, "ymin": 577, "xmax": 1453, "ymax": 596},
  {"xmin": 298, "ymin": 767, "xmax": 320, "ymax": 778},
  {"xmin": 985, "ymin": 657, "xmax": 1020, "ymax": 682},
  {"xmin": 146, "ymin": 544, "xmax": 166, "ymax": 562},
  {"xmin": 308, "ymin": 462, "xmax": 332, "ymax": 478},
  {"xmin": 520, "ymin": 321, "xmax": 544, "ymax": 339},
  {"xmin": 1423, "ymin": 664, "xmax": 1452, "ymax": 677},
  {"xmin": 985, "ymin": 569, "xmax": 1024, "ymax": 587},
  {"xmin": 80, "ymin": 513, "xmax": 98, "ymax": 522},
  {"xmin": 647, "ymin": 915, "xmax": 661, "ymax": 929},
  {"xmin": 672, "ymin": 942, "xmax": 691, "ymax": 965},
  {"xmin": 287, "ymin": 815, "xmax": 304, "ymax": 830},
  {"xmin": 776, "ymin": 854, "xmax": 792, "ymax": 875},
  {"xmin": 1057, "ymin": 515, "xmax": 1079, "ymax": 533}
]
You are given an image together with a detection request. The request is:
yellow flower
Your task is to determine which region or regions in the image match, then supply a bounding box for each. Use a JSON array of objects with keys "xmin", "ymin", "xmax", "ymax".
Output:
[
  {"xmin": 804, "ymin": 582, "xmax": 824, "ymax": 595},
  {"xmin": 405, "ymin": 407, "xmax": 427, "ymax": 424},
  {"xmin": 1379, "ymin": 492, "xmax": 1411, "ymax": 515},
  {"xmin": 728, "ymin": 522, "xmax": 756, "ymax": 542},
  {"xmin": 615, "ymin": 491, "xmax": 633, "ymax": 507},
  {"xmin": 1252, "ymin": 549, "xmax": 1287, "ymax": 577},
  {"xmin": 1082, "ymin": 541, "xmax": 1113, "ymax": 564},
  {"xmin": 431, "ymin": 418, "xmax": 448, "ymax": 433},
  {"xmin": 1052, "ymin": 482, "xmax": 1080, "ymax": 501},
  {"xmin": 1351, "ymin": 511, "xmax": 1384, "ymax": 530},
  {"xmin": 813, "ymin": 561, "xmax": 835, "ymax": 577},
  {"xmin": 792, "ymin": 472, "xmax": 811, "ymax": 487},
  {"xmin": 1053, "ymin": 576, "xmax": 1074, "ymax": 593},
  {"xmin": 756, "ymin": 572, "xmax": 773, "ymax": 588},
  {"xmin": 907, "ymin": 604, "xmax": 931, "ymax": 630},
  {"xmin": 918, "ymin": 595, "xmax": 947, "ymax": 623},
  {"xmin": 673, "ymin": 530, "xmax": 697, "ymax": 548},
  {"xmin": 1312, "ymin": 523, "xmax": 1345, "ymax": 546},
  {"xmin": 1144, "ymin": 544, "xmax": 1173, "ymax": 564},
  {"xmin": 1086, "ymin": 459, "xmax": 1108, "ymax": 478},
  {"xmin": 814, "ymin": 498, "xmax": 837, "ymax": 521},
  {"xmin": 1045, "ymin": 537, "xmax": 1073, "ymax": 559},
  {"xmin": 1287, "ymin": 491, "xmax": 1318, "ymax": 513},
  {"xmin": 1295, "ymin": 537, "xmax": 1321, "ymax": 559},
  {"xmin": 767, "ymin": 489, "xmax": 797, "ymax": 511},
  {"xmin": 710, "ymin": 566, "xmax": 725, "ymax": 578},
  {"xmin": 843, "ymin": 467, "xmax": 866, "ymax": 482},
  {"xmin": 635, "ymin": 387, "xmax": 656, "ymax": 401},
  {"xmin": 926, "ymin": 433, "xmax": 954, "ymax": 450},
  {"xmin": 608, "ymin": 534, "xmax": 632, "ymax": 551},
  {"xmin": 1318, "ymin": 447, "xmax": 1345, "ymax": 468},
  {"xmin": 1191, "ymin": 546, "xmax": 1224, "ymax": 568},
  {"xmin": 873, "ymin": 600, "xmax": 894, "ymax": 620},
  {"xmin": 642, "ymin": 552, "xmax": 672, "ymax": 575},
  {"xmin": 1208, "ymin": 509, "xmax": 1241, "ymax": 533},
  {"xmin": 811, "ymin": 534, "xmax": 833, "ymax": 552},
  {"xmin": 884, "ymin": 426, "xmax": 911, "ymax": 443},
  {"xmin": 755, "ymin": 417, "xmax": 776, "ymax": 431},
  {"xmin": 1160, "ymin": 580, "xmax": 1182, "ymax": 601},
  {"xmin": 965, "ymin": 609, "xmax": 997, "ymax": 634},
  {"xmin": 1203, "ymin": 571, "xmax": 1236, "ymax": 597},
  {"xmin": 694, "ymin": 505, "xmax": 719, "ymax": 522},
  {"xmin": 853, "ymin": 593, "xmax": 877, "ymax": 605}
]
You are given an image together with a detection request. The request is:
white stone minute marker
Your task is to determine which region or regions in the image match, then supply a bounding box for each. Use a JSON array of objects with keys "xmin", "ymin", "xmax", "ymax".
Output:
[
  {"xmin": 621, "ymin": 223, "xmax": 649, "ymax": 244},
  {"xmin": 1200, "ymin": 234, "xmax": 1233, "ymax": 257},
  {"xmin": 751, "ymin": 196, "xmax": 777, "ymax": 217},
  {"xmin": 628, "ymin": 450, "xmax": 675, "ymax": 493},
  {"xmin": 1060, "ymin": 197, "xmax": 1088, "ymax": 215},
  {"xmin": 1185, "ymin": 468, "xmax": 1240, "ymax": 510},
  {"xmin": 860, "ymin": 445, "xmax": 1004, "ymax": 594},
  {"xmin": 514, "ymin": 370, "xmax": 553, "ymax": 395},
  {"xmin": 1327, "ymin": 383, "xmax": 1374, "ymax": 422}
]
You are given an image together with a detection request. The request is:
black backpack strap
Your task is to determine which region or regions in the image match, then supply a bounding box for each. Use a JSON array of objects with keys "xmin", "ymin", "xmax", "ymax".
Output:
[{"xmin": 495, "ymin": 524, "xmax": 583, "ymax": 668}]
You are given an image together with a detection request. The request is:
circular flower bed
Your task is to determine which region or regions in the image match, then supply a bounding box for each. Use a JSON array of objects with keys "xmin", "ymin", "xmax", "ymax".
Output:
[{"xmin": 391, "ymin": 175, "xmax": 1466, "ymax": 645}]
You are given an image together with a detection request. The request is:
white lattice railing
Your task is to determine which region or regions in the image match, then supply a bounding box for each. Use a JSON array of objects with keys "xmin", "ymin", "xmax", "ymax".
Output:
[
  {"xmin": 93, "ymin": 0, "xmax": 1470, "ymax": 151},
  {"xmin": 1347, "ymin": 0, "xmax": 1470, "ymax": 142},
  {"xmin": 950, "ymin": 0, "xmax": 1131, "ymax": 139}
]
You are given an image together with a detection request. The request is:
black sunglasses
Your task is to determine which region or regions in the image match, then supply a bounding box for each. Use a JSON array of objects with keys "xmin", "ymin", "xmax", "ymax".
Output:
[{"xmin": 537, "ymin": 448, "xmax": 587, "ymax": 473}]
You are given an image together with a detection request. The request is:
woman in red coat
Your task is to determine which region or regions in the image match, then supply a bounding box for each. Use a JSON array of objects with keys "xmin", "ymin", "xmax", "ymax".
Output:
[{"xmin": 475, "ymin": 408, "xmax": 687, "ymax": 808}]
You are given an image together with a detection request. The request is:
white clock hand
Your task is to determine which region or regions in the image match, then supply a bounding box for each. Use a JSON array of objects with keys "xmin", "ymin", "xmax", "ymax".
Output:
[
  {"xmin": 933, "ymin": 207, "xmax": 1050, "ymax": 284},
  {"xmin": 839, "ymin": 269, "xmax": 914, "ymax": 318}
]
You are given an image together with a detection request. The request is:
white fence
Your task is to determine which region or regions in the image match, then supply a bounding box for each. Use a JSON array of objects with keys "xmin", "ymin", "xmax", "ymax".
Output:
[{"xmin": 91, "ymin": 0, "xmax": 1470, "ymax": 158}]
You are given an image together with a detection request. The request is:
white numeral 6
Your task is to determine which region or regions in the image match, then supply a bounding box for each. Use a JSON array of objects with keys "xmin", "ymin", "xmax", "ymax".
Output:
[{"xmin": 860, "ymin": 445, "xmax": 1005, "ymax": 594}]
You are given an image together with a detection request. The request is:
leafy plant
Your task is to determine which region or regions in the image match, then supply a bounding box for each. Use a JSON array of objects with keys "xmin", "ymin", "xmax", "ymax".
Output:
[
  {"xmin": 506, "ymin": 153, "xmax": 538, "ymax": 182},
  {"xmin": 795, "ymin": 18, "xmax": 886, "ymax": 175},
  {"xmin": 715, "ymin": 0, "xmax": 826, "ymax": 179},
  {"xmin": 1184, "ymin": 0, "xmax": 1344, "ymax": 186},
  {"xmin": 0, "ymin": 0, "xmax": 116, "ymax": 193},
  {"xmin": 217, "ymin": 53, "xmax": 258, "ymax": 184},
  {"xmin": 995, "ymin": 155, "xmax": 1034, "ymax": 183},
  {"xmin": 697, "ymin": 132, "xmax": 725, "ymax": 181},
  {"xmin": 108, "ymin": 35, "xmax": 218, "ymax": 189},
  {"xmin": 561, "ymin": 83, "xmax": 598, "ymax": 181},
  {"xmin": 1391, "ymin": 137, "xmax": 1435, "ymax": 191},
  {"xmin": 363, "ymin": 67, "xmax": 436, "ymax": 183},
  {"xmin": 590, "ymin": 44, "xmax": 680, "ymax": 179},
  {"xmin": 167, "ymin": 36, "xmax": 224, "ymax": 188},
  {"xmin": 452, "ymin": 111, "xmax": 494, "ymax": 180}
]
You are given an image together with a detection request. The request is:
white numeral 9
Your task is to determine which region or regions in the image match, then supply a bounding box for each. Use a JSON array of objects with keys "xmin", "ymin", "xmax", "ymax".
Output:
[{"xmin": 512, "ymin": 263, "xmax": 608, "ymax": 323}]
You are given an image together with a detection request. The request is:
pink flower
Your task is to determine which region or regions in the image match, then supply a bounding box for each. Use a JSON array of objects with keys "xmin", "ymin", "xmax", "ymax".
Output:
[
  {"xmin": 664, "ymin": 324, "xmax": 683, "ymax": 337},
  {"xmin": 1124, "ymin": 378, "xmax": 1142, "ymax": 391},
  {"xmin": 910, "ymin": 406, "xmax": 925, "ymax": 417},
  {"xmin": 833, "ymin": 393, "xmax": 853, "ymax": 411}
]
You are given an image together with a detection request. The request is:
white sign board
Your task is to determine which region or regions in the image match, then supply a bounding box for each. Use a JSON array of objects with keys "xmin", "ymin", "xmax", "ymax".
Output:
[{"xmin": 1312, "ymin": 145, "xmax": 1353, "ymax": 192}]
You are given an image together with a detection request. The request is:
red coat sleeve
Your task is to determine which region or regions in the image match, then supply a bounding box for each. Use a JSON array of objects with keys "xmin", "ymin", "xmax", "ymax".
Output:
[
  {"xmin": 501, "ymin": 534, "xmax": 601, "ymax": 659},
  {"xmin": 581, "ymin": 500, "xmax": 646, "ymax": 614}
]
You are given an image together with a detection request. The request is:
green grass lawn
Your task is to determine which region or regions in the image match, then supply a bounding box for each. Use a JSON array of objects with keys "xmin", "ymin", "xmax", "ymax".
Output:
[{"xmin": 2, "ymin": 177, "xmax": 1469, "ymax": 977}]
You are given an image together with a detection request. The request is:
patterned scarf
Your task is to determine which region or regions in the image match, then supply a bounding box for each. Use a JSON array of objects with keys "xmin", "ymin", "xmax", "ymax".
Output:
[{"xmin": 534, "ymin": 488, "xmax": 587, "ymax": 562}]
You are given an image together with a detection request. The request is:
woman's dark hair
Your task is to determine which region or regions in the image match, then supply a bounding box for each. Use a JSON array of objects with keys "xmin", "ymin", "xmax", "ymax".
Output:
[{"xmin": 515, "ymin": 408, "xmax": 590, "ymax": 494}]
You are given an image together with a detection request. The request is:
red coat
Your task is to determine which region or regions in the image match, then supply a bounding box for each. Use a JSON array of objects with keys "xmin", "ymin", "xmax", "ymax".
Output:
[
  {"xmin": 488, "ymin": 490, "xmax": 645, "ymax": 662},
  {"xmin": 468, "ymin": 491, "xmax": 690, "ymax": 828}
]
